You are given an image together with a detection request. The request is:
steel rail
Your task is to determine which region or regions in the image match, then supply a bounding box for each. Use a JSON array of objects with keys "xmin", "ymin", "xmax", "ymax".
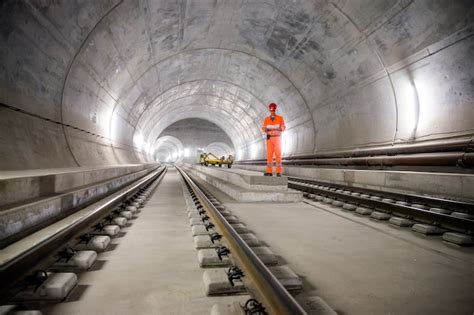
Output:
[
  {"xmin": 289, "ymin": 177, "xmax": 474, "ymax": 214},
  {"xmin": 0, "ymin": 166, "xmax": 167, "ymax": 296},
  {"xmin": 176, "ymin": 166, "xmax": 306, "ymax": 315},
  {"xmin": 0, "ymin": 166, "xmax": 160, "ymax": 250},
  {"xmin": 289, "ymin": 181, "xmax": 474, "ymax": 233}
]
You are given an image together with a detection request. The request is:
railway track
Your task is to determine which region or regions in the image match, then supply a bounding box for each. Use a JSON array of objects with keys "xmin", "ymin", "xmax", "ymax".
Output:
[
  {"xmin": 5, "ymin": 165, "xmax": 468, "ymax": 314},
  {"xmin": 0, "ymin": 166, "xmax": 167, "ymax": 313},
  {"xmin": 288, "ymin": 177, "xmax": 474, "ymax": 246},
  {"xmin": 176, "ymin": 166, "xmax": 316, "ymax": 315}
]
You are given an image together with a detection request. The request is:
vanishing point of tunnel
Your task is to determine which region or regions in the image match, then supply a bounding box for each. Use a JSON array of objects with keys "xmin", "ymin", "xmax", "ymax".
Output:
[{"xmin": 0, "ymin": 1, "xmax": 473, "ymax": 315}]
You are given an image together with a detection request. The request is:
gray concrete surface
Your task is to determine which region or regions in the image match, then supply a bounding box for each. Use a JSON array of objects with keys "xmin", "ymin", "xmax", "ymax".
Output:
[
  {"xmin": 187, "ymin": 164, "xmax": 289, "ymax": 191},
  {"xmin": 0, "ymin": 166, "xmax": 157, "ymax": 244},
  {"xmin": 221, "ymin": 198, "xmax": 474, "ymax": 315},
  {"xmin": 44, "ymin": 168, "xmax": 248, "ymax": 315},
  {"xmin": 184, "ymin": 164, "xmax": 302, "ymax": 202},
  {"xmin": 0, "ymin": 164, "xmax": 156, "ymax": 207},
  {"xmin": 1, "ymin": 1, "xmax": 473, "ymax": 169},
  {"xmin": 236, "ymin": 165, "xmax": 474, "ymax": 200}
]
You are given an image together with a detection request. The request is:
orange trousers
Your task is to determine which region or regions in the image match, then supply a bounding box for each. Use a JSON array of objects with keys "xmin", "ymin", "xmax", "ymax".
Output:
[{"xmin": 266, "ymin": 136, "xmax": 282, "ymax": 174}]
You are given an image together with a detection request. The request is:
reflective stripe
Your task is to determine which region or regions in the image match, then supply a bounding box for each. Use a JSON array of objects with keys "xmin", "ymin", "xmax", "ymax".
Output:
[
  {"xmin": 262, "ymin": 115, "xmax": 286, "ymax": 133},
  {"xmin": 266, "ymin": 124, "xmax": 280, "ymax": 130}
]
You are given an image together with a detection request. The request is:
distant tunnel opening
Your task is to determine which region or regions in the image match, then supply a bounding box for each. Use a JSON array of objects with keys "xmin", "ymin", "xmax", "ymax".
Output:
[{"xmin": 154, "ymin": 118, "xmax": 234, "ymax": 163}]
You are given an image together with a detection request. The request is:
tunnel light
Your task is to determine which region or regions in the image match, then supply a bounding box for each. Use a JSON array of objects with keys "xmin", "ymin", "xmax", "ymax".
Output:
[
  {"xmin": 282, "ymin": 131, "xmax": 291, "ymax": 155},
  {"xmin": 413, "ymin": 79, "xmax": 430, "ymax": 131},
  {"xmin": 237, "ymin": 149, "xmax": 243, "ymax": 159},
  {"xmin": 184, "ymin": 148, "xmax": 190, "ymax": 157},
  {"xmin": 134, "ymin": 133, "xmax": 144, "ymax": 150},
  {"xmin": 399, "ymin": 79, "xmax": 420, "ymax": 137},
  {"xmin": 251, "ymin": 143, "xmax": 258, "ymax": 159},
  {"xmin": 101, "ymin": 106, "xmax": 114, "ymax": 138},
  {"xmin": 144, "ymin": 144, "xmax": 153, "ymax": 155},
  {"xmin": 110, "ymin": 113, "xmax": 120, "ymax": 141},
  {"xmin": 172, "ymin": 151, "xmax": 178, "ymax": 159}
]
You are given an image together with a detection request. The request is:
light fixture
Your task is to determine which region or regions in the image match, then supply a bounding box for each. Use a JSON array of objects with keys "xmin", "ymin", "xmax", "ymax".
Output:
[
  {"xmin": 282, "ymin": 131, "xmax": 291, "ymax": 155},
  {"xmin": 251, "ymin": 143, "xmax": 258, "ymax": 159},
  {"xmin": 133, "ymin": 132, "xmax": 144, "ymax": 150}
]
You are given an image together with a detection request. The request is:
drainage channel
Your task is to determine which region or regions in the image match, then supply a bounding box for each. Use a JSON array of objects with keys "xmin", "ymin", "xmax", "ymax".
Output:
[
  {"xmin": 177, "ymin": 166, "xmax": 336, "ymax": 315},
  {"xmin": 288, "ymin": 177, "xmax": 474, "ymax": 247},
  {"xmin": 0, "ymin": 166, "xmax": 167, "ymax": 314}
]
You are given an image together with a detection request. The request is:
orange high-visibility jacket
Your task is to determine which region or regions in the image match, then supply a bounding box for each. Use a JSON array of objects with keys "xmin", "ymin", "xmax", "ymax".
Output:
[{"xmin": 262, "ymin": 115, "xmax": 286, "ymax": 136}]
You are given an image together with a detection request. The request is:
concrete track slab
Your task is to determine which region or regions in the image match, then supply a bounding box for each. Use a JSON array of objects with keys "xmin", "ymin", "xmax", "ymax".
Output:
[
  {"xmin": 222, "ymin": 199, "xmax": 474, "ymax": 315},
  {"xmin": 0, "ymin": 164, "xmax": 156, "ymax": 208},
  {"xmin": 183, "ymin": 165, "xmax": 302, "ymax": 202},
  {"xmin": 0, "ymin": 165, "xmax": 138, "ymax": 180},
  {"xmin": 184, "ymin": 165, "xmax": 288, "ymax": 191},
  {"xmin": 44, "ymin": 168, "xmax": 247, "ymax": 315}
]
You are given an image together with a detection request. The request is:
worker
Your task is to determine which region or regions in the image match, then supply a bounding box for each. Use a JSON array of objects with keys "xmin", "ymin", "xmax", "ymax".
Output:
[{"xmin": 262, "ymin": 103, "xmax": 286, "ymax": 176}]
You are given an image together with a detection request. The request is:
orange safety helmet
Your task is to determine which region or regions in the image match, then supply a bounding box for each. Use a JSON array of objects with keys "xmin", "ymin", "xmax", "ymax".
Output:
[{"xmin": 268, "ymin": 103, "xmax": 277, "ymax": 112}]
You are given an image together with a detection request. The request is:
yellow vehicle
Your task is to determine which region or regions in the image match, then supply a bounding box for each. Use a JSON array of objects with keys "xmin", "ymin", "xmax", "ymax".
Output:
[{"xmin": 200, "ymin": 152, "xmax": 234, "ymax": 168}]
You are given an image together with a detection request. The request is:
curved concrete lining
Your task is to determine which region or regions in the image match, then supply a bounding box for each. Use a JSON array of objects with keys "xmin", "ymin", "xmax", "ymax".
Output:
[{"xmin": 0, "ymin": 0, "xmax": 473, "ymax": 169}]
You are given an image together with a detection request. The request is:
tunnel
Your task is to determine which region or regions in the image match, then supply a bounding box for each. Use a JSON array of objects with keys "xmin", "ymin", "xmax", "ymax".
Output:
[{"xmin": 0, "ymin": 1, "xmax": 473, "ymax": 314}]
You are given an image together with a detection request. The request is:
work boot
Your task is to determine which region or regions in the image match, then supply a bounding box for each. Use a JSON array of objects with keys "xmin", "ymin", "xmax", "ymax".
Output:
[
  {"xmin": 264, "ymin": 172, "xmax": 272, "ymax": 176},
  {"xmin": 276, "ymin": 173, "xmax": 282, "ymax": 177}
]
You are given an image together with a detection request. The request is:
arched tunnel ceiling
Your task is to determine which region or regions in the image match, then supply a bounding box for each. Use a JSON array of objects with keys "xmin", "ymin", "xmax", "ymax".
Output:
[
  {"xmin": 137, "ymin": 78, "xmax": 270, "ymax": 150},
  {"xmin": 61, "ymin": 0, "xmax": 473, "ymax": 155},
  {"xmin": 1, "ymin": 0, "xmax": 473, "ymax": 168}
]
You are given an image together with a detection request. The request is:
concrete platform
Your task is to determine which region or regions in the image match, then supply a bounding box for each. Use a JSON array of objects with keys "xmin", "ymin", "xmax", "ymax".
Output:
[
  {"xmin": 183, "ymin": 164, "xmax": 289, "ymax": 191},
  {"xmin": 235, "ymin": 165, "xmax": 474, "ymax": 201},
  {"xmin": 0, "ymin": 164, "xmax": 156, "ymax": 207},
  {"xmin": 181, "ymin": 164, "xmax": 302, "ymax": 202},
  {"xmin": 44, "ymin": 168, "xmax": 249, "ymax": 314},
  {"xmin": 0, "ymin": 166, "xmax": 159, "ymax": 246}
]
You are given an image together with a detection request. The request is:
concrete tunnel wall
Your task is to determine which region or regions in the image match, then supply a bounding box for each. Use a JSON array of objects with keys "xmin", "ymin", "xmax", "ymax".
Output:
[{"xmin": 0, "ymin": 0, "xmax": 473, "ymax": 170}]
